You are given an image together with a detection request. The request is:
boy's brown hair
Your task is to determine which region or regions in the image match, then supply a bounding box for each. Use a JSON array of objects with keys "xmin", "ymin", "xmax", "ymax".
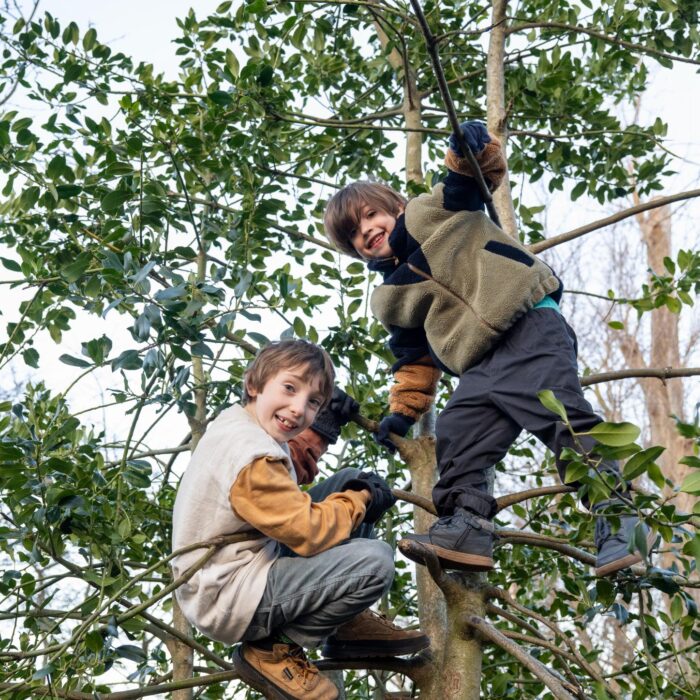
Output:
[
  {"xmin": 242, "ymin": 339, "xmax": 335, "ymax": 408},
  {"xmin": 324, "ymin": 181, "xmax": 407, "ymax": 258}
]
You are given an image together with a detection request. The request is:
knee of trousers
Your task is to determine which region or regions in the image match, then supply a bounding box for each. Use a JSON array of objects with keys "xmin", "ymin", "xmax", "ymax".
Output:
[
  {"xmin": 333, "ymin": 466, "xmax": 362, "ymax": 485},
  {"xmin": 349, "ymin": 540, "xmax": 394, "ymax": 595}
]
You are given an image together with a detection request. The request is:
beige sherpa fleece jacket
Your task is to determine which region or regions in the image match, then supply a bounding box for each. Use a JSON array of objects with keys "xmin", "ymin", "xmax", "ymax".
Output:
[{"xmin": 371, "ymin": 188, "xmax": 561, "ymax": 383}]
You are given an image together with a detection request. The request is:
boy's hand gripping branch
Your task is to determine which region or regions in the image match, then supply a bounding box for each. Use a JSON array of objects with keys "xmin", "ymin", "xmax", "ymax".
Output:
[
  {"xmin": 311, "ymin": 387, "xmax": 360, "ymax": 444},
  {"xmin": 448, "ymin": 120, "xmax": 490, "ymax": 155},
  {"xmin": 375, "ymin": 413, "xmax": 415, "ymax": 454},
  {"xmin": 344, "ymin": 471, "xmax": 397, "ymax": 523}
]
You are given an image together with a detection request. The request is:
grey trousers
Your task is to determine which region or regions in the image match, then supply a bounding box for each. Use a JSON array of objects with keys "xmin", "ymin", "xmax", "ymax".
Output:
[
  {"xmin": 433, "ymin": 308, "xmax": 621, "ymax": 519},
  {"xmin": 241, "ymin": 468, "xmax": 395, "ymax": 648}
]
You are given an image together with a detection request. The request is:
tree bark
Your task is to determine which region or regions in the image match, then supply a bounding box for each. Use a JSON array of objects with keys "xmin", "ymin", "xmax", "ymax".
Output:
[
  {"xmin": 169, "ymin": 248, "xmax": 209, "ymax": 700},
  {"xmin": 486, "ymin": 0, "xmax": 517, "ymax": 238}
]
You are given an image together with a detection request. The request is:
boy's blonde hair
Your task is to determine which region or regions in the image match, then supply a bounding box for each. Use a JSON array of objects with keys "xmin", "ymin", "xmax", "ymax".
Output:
[
  {"xmin": 242, "ymin": 339, "xmax": 335, "ymax": 408},
  {"xmin": 324, "ymin": 181, "xmax": 407, "ymax": 258}
]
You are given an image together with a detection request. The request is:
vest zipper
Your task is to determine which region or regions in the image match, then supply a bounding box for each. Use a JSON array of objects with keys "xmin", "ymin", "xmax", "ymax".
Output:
[{"xmin": 406, "ymin": 262, "xmax": 502, "ymax": 334}]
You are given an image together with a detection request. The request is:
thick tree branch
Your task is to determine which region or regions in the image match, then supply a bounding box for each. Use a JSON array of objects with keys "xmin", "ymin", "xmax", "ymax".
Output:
[
  {"xmin": 464, "ymin": 616, "xmax": 578, "ymax": 700},
  {"xmin": 529, "ymin": 188, "xmax": 700, "ymax": 254},
  {"xmin": 496, "ymin": 485, "xmax": 576, "ymax": 511},
  {"xmin": 581, "ymin": 367, "xmax": 700, "ymax": 387}
]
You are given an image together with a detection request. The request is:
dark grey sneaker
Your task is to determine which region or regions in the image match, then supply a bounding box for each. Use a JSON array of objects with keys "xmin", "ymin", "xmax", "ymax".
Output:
[
  {"xmin": 593, "ymin": 502, "xmax": 655, "ymax": 576},
  {"xmin": 400, "ymin": 509, "xmax": 495, "ymax": 571}
]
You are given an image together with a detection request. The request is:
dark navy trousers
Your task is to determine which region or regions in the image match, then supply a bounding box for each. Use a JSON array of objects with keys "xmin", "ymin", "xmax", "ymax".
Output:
[{"xmin": 433, "ymin": 308, "xmax": 619, "ymax": 519}]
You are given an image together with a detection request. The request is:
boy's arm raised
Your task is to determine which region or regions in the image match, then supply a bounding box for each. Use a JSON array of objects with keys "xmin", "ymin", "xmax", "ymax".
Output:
[{"xmin": 229, "ymin": 457, "xmax": 371, "ymax": 557}]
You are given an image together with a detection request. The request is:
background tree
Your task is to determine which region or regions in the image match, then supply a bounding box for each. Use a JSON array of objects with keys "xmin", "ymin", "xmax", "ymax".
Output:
[{"xmin": 0, "ymin": 0, "xmax": 699, "ymax": 698}]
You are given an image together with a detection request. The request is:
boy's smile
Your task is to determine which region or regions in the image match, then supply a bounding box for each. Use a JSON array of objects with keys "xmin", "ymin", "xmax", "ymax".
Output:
[
  {"xmin": 350, "ymin": 204, "xmax": 402, "ymax": 260},
  {"xmin": 245, "ymin": 366, "xmax": 324, "ymax": 444}
]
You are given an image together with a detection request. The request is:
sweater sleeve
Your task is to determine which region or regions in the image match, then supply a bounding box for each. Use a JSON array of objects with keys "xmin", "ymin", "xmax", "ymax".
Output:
[
  {"xmin": 389, "ymin": 355, "xmax": 442, "ymax": 421},
  {"xmin": 444, "ymin": 135, "xmax": 506, "ymax": 192},
  {"xmin": 287, "ymin": 428, "xmax": 329, "ymax": 485},
  {"xmin": 229, "ymin": 457, "xmax": 370, "ymax": 557}
]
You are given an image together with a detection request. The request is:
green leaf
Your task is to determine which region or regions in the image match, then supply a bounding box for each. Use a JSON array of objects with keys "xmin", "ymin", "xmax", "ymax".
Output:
[
  {"xmin": 622, "ymin": 445, "xmax": 665, "ymax": 480},
  {"xmin": 56, "ymin": 184, "xmax": 82, "ymax": 198},
  {"xmin": 680, "ymin": 472, "xmax": 700, "ymax": 495},
  {"xmin": 586, "ymin": 421, "xmax": 640, "ymax": 447},
  {"xmin": 564, "ymin": 461, "xmax": 589, "ymax": 484},
  {"xmin": 19, "ymin": 186, "xmax": 40, "ymax": 211},
  {"xmin": 1, "ymin": 256, "xmax": 21, "ymax": 272},
  {"xmin": 191, "ymin": 342, "xmax": 214, "ymax": 359},
  {"xmin": 258, "ymin": 64, "xmax": 273, "ymax": 86},
  {"xmin": 293, "ymin": 317, "xmax": 306, "ymax": 337},
  {"xmin": 209, "ymin": 90, "xmax": 233, "ymax": 105},
  {"xmin": 32, "ymin": 663, "xmax": 55, "ymax": 680},
  {"xmin": 101, "ymin": 190, "xmax": 132, "ymax": 213},
  {"xmin": 225, "ymin": 49, "xmax": 240, "ymax": 77},
  {"xmin": 670, "ymin": 594, "xmax": 683, "ymax": 622},
  {"xmin": 22, "ymin": 348, "xmax": 39, "ymax": 368},
  {"xmin": 537, "ymin": 390, "xmax": 568, "ymax": 421},
  {"xmin": 59, "ymin": 354, "xmax": 91, "ymax": 368},
  {"xmin": 82, "ymin": 27, "xmax": 97, "ymax": 51},
  {"xmin": 115, "ymin": 644, "xmax": 147, "ymax": 662},
  {"xmin": 61, "ymin": 253, "xmax": 92, "ymax": 283},
  {"xmin": 111, "ymin": 350, "xmax": 142, "ymax": 371}
]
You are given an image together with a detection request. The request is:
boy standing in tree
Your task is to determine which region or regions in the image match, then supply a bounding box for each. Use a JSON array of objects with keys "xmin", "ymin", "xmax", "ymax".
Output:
[
  {"xmin": 172, "ymin": 340, "xmax": 428, "ymax": 700},
  {"xmin": 323, "ymin": 122, "xmax": 652, "ymax": 577}
]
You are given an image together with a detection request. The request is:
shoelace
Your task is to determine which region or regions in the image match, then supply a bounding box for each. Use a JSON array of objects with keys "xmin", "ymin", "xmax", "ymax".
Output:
[
  {"xmin": 284, "ymin": 645, "xmax": 319, "ymax": 683},
  {"xmin": 365, "ymin": 609, "xmax": 400, "ymax": 630}
]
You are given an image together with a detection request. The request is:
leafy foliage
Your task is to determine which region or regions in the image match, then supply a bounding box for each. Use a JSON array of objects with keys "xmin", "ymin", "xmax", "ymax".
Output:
[{"xmin": 0, "ymin": 0, "xmax": 698, "ymax": 697}]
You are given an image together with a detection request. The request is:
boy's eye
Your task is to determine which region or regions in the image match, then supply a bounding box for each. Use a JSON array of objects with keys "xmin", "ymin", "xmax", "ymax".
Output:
[
  {"xmin": 309, "ymin": 398, "xmax": 322, "ymax": 408},
  {"xmin": 283, "ymin": 383, "xmax": 295, "ymax": 392}
]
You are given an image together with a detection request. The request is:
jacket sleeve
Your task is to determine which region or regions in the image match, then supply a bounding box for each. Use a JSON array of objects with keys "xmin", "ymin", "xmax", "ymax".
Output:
[
  {"xmin": 389, "ymin": 355, "xmax": 442, "ymax": 421},
  {"xmin": 229, "ymin": 456, "xmax": 370, "ymax": 557},
  {"xmin": 287, "ymin": 428, "xmax": 329, "ymax": 485}
]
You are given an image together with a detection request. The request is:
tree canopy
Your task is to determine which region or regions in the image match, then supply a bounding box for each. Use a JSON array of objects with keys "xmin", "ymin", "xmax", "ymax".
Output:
[{"xmin": 0, "ymin": 0, "xmax": 699, "ymax": 698}]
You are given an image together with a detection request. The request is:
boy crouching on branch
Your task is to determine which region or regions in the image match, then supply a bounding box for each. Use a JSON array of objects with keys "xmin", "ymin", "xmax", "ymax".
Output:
[
  {"xmin": 171, "ymin": 340, "xmax": 428, "ymax": 700},
  {"xmin": 323, "ymin": 121, "xmax": 654, "ymax": 578}
]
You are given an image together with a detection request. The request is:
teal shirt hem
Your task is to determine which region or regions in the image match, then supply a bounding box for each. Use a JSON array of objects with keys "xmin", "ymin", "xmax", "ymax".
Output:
[{"xmin": 532, "ymin": 295, "xmax": 560, "ymax": 313}]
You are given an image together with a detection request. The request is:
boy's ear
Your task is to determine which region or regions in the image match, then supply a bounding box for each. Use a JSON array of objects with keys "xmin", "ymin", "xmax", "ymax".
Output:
[{"xmin": 244, "ymin": 378, "xmax": 257, "ymax": 400}]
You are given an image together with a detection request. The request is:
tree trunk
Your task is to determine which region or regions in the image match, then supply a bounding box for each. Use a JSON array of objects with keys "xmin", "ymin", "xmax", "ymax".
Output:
[
  {"xmin": 635, "ymin": 203, "xmax": 694, "ymax": 513},
  {"xmin": 169, "ymin": 248, "xmax": 209, "ymax": 700},
  {"xmin": 486, "ymin": 0, "xmax": 517, "ymax": 238}
]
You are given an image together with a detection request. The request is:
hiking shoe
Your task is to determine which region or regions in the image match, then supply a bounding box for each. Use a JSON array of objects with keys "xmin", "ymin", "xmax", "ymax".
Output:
[
  {"xmin": 232, "ymin": 642, "xmax": 338, "ymax": 700},
  {"xmin": 593, "ymin": 502, "xmax": 656, "ymax": 577},
  {"xmin": 322, "ymin": 608, "xmax": 430, "ymax": 658},
  {"xmin": 400, "ymin": 508, "xmax": 495, "ymax": 571}
]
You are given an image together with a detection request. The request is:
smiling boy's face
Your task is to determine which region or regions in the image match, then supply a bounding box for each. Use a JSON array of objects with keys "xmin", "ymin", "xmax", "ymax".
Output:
[
  {"xmin": 350, "ymin": 203, "xmax": 403, "ymax": 260},
  {"xmin": 244, "ymin": 365, "xmax": 325, "ymax": 444}
]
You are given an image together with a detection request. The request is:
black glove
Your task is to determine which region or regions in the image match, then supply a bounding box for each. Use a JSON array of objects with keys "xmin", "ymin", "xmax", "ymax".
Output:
[
  {"xmin": 310, "ymin": 387, "xmax": 359, "ymax": 444},
  {"xmin": 345, "ymin": 471, "xmax": 397, "ymax": 523},
  {"xmin": 375, "ymin": 413, "xmax": 415, "ymax": 454},
  {"xmin": 448, "ymin": 120, "xmax": 490, "ymax": 156}
]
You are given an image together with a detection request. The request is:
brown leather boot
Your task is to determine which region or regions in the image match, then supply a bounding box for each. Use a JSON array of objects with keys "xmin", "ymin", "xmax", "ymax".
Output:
[
  {"xmin": 322, "ymin": 609, "xmax": 430, "ymax": 658},
  {"xmin": 233, "ymin": 642, "xmax": 338, "ymax": 700}
]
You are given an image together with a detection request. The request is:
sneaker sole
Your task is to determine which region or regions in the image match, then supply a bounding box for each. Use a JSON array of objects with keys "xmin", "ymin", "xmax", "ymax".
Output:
[
  {"xmin": 322, "ymin": 633, "xmax": 430, "ymax": 659},
  {"xmin": 595, "ymin": 530, "xmax": 657, "ymax": 577},
  {"xmin": 401, "ymin": 540, "xmax": 494, "ymax": 572},
  {"xmin": 232, "ymin": 646, "xmax": 302, "ymax": 700}
]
